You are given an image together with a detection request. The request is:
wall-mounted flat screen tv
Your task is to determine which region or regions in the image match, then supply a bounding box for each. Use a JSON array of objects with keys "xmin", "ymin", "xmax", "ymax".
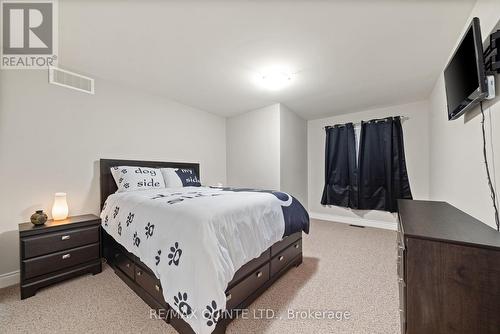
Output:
[{"xmin": 444, "ymin": 17, "xmax": 487, "ymax": 121}]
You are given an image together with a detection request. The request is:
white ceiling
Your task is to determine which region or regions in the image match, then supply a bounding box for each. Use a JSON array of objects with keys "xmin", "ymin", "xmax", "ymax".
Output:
[{"xmin": 59, "ymin": 0, "xmax": 476, "ymax": 120}]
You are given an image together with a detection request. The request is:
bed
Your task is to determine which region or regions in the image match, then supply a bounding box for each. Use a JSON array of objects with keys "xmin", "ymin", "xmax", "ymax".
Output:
[{"xmin": 99, "ymin": 159, "xmax": 309, "ymax": 334}]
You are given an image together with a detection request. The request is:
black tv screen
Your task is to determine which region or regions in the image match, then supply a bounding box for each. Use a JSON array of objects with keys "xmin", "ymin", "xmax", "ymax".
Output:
[{"xmin": 444, "ymin": 17, "xmax": 487, "ymax": 120}]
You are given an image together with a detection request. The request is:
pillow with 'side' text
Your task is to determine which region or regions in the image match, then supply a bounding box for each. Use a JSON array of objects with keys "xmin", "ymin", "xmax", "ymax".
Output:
[
  {"xmin": 110, "ymin": 166, "xmax": 166, "ymax": 192},
  {"xmin": 161, "ymin": 168, "xmax": 201, "ymax": 187}
]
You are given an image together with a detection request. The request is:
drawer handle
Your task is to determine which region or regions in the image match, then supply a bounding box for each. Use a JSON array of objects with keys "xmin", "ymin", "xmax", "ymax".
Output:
[
  {"xmin": 256, "ymin": 271, "xmax": 263, "ymax": 278},
  {"xmin": 279, "ymin": 255, "xmax": 284, "ymax": 261},
  {"xmin": 62, "ymin": 253, "xmax": 71, "ymax": 260},
  {"xmin": 155, "ymin": 284, "xmax": 160, "ymax": 292},
  {"xmin": 294, "ymin": 243, "xmax": 299, "ymax": 249},
  {"xmin": 137, "ymin": 270, "xmax": 142, "ymax": 276},
  {"xmin": 226, "ymin": 293, "xmax": 232, "ymax": 301},
  {"xmin": 61, "ymin": 235, "xmax": 71, "ymax": 240},
  {"xmin": 126, "ymin": 263, "xmax": 130, "ymax": 268}
]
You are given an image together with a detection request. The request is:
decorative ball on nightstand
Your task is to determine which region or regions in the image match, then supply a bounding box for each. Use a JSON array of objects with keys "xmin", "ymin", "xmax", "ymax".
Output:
[{"xmin": 30, "ymin": 210, "xmax": 48, "ymax": 226}]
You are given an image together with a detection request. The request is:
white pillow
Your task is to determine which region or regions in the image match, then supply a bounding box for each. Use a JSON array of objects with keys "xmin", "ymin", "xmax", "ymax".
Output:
[
  {"xmin": 111, "ymin": 166, "xmax": 166, "ymax": 192},
  {"xmin": 161, "ymin": 168, "xmax": 201, "ymax": 188}
]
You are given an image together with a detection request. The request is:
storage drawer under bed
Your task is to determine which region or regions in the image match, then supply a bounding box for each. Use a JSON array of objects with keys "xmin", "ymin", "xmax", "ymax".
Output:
[
  {"xmin": 225, "ymin": 263, "xmax": 270, "ymax": 310},
  {"xmin": 271, "ymin": 238, "xmax": 302, "ymax": 277},
  {"xmin": 229, "ymin": 249, "xmax": 270, "ymax": 288},
  {"xmin": 271, "ymin": 232, "xmax": 301, "ymax": 256},
  {"xmin": 114, "ymin": 250, "xmax": 135, "ymax": 279},
  {"xmin": 105, "ymin": 231, "xmax": 302, "ymax": 316},
  {"xmin": 136, "ymin": 264, "xmax": 165, "ymax": 304}
]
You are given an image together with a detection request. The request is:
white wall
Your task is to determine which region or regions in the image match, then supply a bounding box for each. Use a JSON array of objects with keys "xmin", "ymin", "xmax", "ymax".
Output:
[
  {"xmin": 226, "ymin": 104, "xmax": 281, "ymax": 189},
  {"xmin": 308, "ymin": 101, "xmax": 430, "ymax": 228},
  {"xmin": 429, "ymin": 0, "xmax": 500, "ymax": 229},
  {"xmin": 280, "ymin": 104, "xmax": 308, "ymax": 206},
  {"xmin": 226, "ymin": 103, "xmax": 308, "ymax": 205},
  {"xmin": 0, "ymin": 70, "xmax": 227, "ymax": 277}
]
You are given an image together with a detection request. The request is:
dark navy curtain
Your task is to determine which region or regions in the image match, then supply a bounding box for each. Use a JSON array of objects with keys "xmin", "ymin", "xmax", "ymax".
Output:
[
  {"xmin": 321, "ymin": 123, "xmax": 358, "ymax": 208},
  {"xmin": 358, "ymin": 117, "xmax": 412, "ymax": 212}
]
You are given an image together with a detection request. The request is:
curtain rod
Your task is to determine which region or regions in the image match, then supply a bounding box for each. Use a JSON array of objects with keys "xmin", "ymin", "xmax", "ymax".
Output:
[{"xmin": 323, "ymin": 115, "xmax": 409, "ymax": 129}]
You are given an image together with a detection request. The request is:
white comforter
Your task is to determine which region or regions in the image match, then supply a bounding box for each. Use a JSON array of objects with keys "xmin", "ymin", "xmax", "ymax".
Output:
[{"xmin": 101, "ymin": 186, "xmax": 286, "ymax": 334}]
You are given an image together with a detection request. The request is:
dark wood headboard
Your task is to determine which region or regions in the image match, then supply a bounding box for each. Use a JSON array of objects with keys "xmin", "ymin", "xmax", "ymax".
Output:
[{"xmin": 99, "ymin": 159, "xmax": 200, "ymax": 209}]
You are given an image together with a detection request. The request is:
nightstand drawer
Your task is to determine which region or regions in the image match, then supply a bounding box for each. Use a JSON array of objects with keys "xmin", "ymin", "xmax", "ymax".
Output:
[
  {"xmin": 23, "ymin": 243, "xmax": 100, "ymax": 280},
  {"xmin": 22, "ymin": 226, "xmax": 99, "ymax": 259}
]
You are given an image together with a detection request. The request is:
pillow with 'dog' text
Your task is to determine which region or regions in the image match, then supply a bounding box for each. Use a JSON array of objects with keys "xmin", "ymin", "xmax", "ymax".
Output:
[
  {"xmin": 161, "ymin": 168, "xmax": 201, "ymax": 187},
  {"xmin": 110, "ymin": 166, "xmax": 166, "ymax": 192}
]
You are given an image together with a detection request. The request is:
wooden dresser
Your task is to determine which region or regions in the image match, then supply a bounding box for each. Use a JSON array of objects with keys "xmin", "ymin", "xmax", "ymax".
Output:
[
  {"xmin": 397, "ymin": 200, "xmax": 500, "ymax": 334},
  {"xmin": 19, "ymin": 214, "xmax": 102, "ymax": 299}
]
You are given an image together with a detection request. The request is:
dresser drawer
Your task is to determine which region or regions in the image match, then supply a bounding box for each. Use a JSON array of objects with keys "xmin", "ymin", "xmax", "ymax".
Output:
[
  {"xmin": 397, "ymin": 245, "xmax": 405, "ymax": 280},
  {"xmin": 22, "ymin": 226, "xmax": 99, "ymax": 259},
  {"xmin": 23, "ymin": 243, "xmax": 100, "ymax": 280},
  {"xmin": 225, "ymin": 263, "xmax": 269, "ymax": 310},
  {"xmin": 397, "ymin": 220, "xmax": 405, "ymax": 249},
  {"xmin": 398, "ymin": 278, "xmax": 406, "ymax": 334},
  {"xmin": 271, "ymin": 239, "xmax": 302, "ymax": 277},
  {"xmin": 136, "ymin": 265, "xmax": 165, "ymax": 304}
]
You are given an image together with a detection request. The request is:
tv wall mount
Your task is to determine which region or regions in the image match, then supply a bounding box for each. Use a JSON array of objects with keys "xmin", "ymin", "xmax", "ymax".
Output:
[{"xmin": 484, "ymin": 29, "xmax": 500, "ymax": 74}]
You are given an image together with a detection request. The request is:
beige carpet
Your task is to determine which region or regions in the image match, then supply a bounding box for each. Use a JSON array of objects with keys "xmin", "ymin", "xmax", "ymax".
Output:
[{"xmin": 0, "ymin": 219, "xmax": 399, "ymax": 334}]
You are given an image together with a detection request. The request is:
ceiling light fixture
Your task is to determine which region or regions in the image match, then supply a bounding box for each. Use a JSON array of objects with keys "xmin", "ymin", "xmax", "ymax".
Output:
[{"xmin": 255, "ymin": 67, "xmax": 293, "ymax": 91}]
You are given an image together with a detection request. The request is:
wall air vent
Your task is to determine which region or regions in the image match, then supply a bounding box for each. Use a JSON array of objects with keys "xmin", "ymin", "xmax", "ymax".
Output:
[{"xmin": 48, "ymin": 67, "xmax": 95, "ymax": 94}]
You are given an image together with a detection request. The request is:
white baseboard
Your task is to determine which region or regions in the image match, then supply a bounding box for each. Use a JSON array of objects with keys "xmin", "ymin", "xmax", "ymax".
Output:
[
  {"xmin": 309, "ymin": 212, "xmax": 397, "ymax": 231},
  {"xmin": 0, "ymin": 270, "xmax": 20, "ymax": 288}
]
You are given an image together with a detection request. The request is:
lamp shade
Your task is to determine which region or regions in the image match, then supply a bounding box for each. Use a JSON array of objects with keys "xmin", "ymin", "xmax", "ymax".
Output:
[{"xmin": 52, "ymin": 192, "xmax": 68, "ymax": 220}]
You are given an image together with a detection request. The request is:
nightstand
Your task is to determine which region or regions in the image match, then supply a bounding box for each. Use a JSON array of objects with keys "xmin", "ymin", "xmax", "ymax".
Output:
[{"xmin": 19, "ymin": 214, "xmax": 102, "ymax": 299}]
